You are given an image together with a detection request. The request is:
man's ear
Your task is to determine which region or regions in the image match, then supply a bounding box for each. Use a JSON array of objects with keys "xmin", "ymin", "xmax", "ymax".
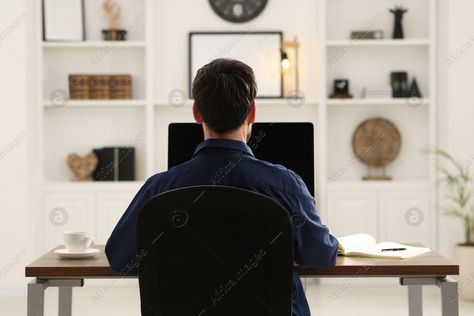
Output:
[
  {"xmin": 193, "ymin": 102, "xmax": 203, "ymax": 124},
  {"xmin": 247, "ymin": 101, "xmax": 256, "ymax": 124}
]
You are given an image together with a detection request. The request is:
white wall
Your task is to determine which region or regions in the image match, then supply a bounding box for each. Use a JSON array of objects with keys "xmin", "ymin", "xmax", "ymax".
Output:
[
  {"xmin": 438, "ymin": 0, "xmax": 474, "ymax": 257},
  {"xmin": 0, "ymin": 0, "xmax": 36, "ymax": 294}
]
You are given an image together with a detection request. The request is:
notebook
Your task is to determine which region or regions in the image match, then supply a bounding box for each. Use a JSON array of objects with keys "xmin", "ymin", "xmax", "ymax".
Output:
[{"xmin": 337, "ymin": 234, "xmax": 431, "ymax": 259}]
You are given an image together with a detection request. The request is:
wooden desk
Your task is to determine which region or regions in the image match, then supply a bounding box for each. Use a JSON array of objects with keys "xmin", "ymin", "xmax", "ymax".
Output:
[{"xmin": 26, "ymin": 246, "xmax": 459, "ymax": 316}]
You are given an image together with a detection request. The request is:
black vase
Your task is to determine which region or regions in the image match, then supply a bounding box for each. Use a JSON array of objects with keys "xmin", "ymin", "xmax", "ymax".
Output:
[{"xmin": 390, "ymin": 8, "xmax": 408, "ymax": 39}]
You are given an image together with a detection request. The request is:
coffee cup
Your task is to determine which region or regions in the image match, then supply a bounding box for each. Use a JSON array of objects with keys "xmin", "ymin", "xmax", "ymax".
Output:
[{"xmin": 63, "ymin": 231, "xmax": 94, "ymax": 253}]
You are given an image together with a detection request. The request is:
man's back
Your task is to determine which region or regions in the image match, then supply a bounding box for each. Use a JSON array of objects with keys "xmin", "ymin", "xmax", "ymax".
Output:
[{"xmin": 105, "ymin": 138, "xmax": 338, "ymax": 316}]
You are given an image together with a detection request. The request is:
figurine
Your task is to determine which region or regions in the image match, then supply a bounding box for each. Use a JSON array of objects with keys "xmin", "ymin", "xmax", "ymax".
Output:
[
  {"xmin": 102, "ymin": 0, "xmax": 127, "ymax": 40},
  {"xmin": 390, "ymin": 6, "xmax": 408, "ymax": 39}
]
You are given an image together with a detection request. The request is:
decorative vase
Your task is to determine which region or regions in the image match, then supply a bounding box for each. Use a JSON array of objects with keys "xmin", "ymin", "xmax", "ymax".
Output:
[
  {"xmin": 454, "ymin": 244, "xmax": 474, "ymax": 301},
  {"xmin": 390, "ymin": 7, "xmax": 408, "ymax": 39}
]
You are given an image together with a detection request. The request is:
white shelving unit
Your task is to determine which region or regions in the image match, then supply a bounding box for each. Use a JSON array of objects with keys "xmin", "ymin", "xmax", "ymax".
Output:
[
  {"xmin": 318, "ymin": 0, "xmax": 438, "ymax": 248},
  {"xmin": 34, "ymin": 0, "xmax": 154, "ymax": 251},
  {"xmin": 42, "ymin": 41, "xmax": 147, "ymax": 48},
  {"xmin": 326, "ymin": 98, "xmax": 429, "ymax": 106},
  {"xmin": 43, "ymin": 99, "xmax": 147, "ymax": 108},
  {"xmin": 326, "ymin": 39, "xmax": 430, "ymax": 47},
  {"xmin": 33, "ymin": 0, "xmax": 438, "ymax": 252}
]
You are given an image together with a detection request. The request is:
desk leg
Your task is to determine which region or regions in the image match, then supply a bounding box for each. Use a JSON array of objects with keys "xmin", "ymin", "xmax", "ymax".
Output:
[
  {"xmin": 407, "ymin": 285, "xmax": 423, "ymax": 316},
  {"xmin": 58, "ymin": 287, "xmax": 73, "ymax": 316},
  {"xmin": 27, "ymin": 279, "xmax": 47, "ymax": 316},
  {"xmin": 437, "ymin": 277, "xmax": 459, "ymax": 316},
  {"xmin": 400, "ymin": 277, "xmax": 459, "ymax": 316}
]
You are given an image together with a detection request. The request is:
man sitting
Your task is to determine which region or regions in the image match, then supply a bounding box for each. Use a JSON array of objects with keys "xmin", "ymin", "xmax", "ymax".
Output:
[{"xmin": 105, "ymin": 58, "xmax": 338, "ymax": 316}]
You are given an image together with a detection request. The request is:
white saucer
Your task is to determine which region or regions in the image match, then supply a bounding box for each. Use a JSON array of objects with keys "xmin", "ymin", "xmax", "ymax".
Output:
[{"xmin": 54, "ymin": 248, "xmax": 100, "ymax": 259}]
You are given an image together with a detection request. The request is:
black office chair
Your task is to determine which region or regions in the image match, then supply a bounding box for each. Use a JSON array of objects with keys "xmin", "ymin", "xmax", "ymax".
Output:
[{"xmin": 136, "ymin": 185, "xmax": 294, "ymax": 316}]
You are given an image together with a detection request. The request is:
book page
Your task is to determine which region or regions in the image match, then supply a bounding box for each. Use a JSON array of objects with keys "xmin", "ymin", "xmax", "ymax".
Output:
[
  {"xmin": 337, "ymin": 234, "xmax": 377, "ymax": 255},
  {"xmin": 375, "ymin": 242, "xmax": 431, "ymax": 259}
]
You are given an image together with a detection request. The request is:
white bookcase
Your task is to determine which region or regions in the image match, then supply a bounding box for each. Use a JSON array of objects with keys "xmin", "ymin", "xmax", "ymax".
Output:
[
  {"xmin": 318, "ymin": 0, "xmax": 438, "ymax": 248},
  {"xmin": 34, "ymin": 0, "xmax": 438, "ymax": 252}
]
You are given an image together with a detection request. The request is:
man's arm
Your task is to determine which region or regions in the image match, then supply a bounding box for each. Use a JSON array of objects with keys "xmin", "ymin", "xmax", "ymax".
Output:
[
  {"xmin": 285, "ymin": 170, "xmax": 339, "ymax": 270},
  {"xmin": 105, "ymin": 178, "xmax": 154, "ymax": 274}
]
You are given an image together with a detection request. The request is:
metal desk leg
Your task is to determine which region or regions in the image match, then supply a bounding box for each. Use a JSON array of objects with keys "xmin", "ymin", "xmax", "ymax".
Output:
[
  {"xmin": 400, "ymin": 277, "xmax": 459, "ymax": 316},
  {"xmin": 437, "ymin": 277, "xmax": 459, "ymax": 316},
  {"xmin": 407, "ymin": 285, "xmax": 423, "ymax": 316},
  {"xmin": 27, "ymin": 278, "xmax": 83, "ymax": 316},
  {"xmin": 58, "ymin": 287, "xmax": 73, "ymax": 316},
  {"xmin": 27, "ymin": 279, "xmax": 47, "ymax": 316},
  {"xmin": 400, "ymin": 277, "xmax": 436, "ymax": 316},
  {"xmin": 49, "ymin": 279, "xmax": 83, "ymax": 316}
]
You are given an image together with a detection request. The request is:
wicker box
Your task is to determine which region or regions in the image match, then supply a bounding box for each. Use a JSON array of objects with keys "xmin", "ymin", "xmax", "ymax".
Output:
[
  {"xmin": 89, "ymin": 75, "xmax": 111, "ymax": 99},
  {"xmin": 68, "ymin": 74, "xmax": 133, "ymax": 100},
  {"xmin": 68, "ymin": 74, "xmax": 90, "ymax": 99},
  {"xmin": 110, "ymin": 75, "xmax": 132, "ymax": 99}
]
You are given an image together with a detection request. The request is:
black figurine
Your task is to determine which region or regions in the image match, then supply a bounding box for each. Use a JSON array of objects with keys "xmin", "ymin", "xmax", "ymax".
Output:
[
  {"xmin": 390, "ymin": 6, "xmax": 408, "ymax": 39},
  {"xmin": 409, "ymin": 78, "xmax": 422, "ymax": 98}
]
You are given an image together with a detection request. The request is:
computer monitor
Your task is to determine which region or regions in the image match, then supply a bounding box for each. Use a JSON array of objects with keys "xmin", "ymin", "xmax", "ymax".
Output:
[{"xmin": 168, "ymin": 122, "xmax": 315, "ymax": 195}]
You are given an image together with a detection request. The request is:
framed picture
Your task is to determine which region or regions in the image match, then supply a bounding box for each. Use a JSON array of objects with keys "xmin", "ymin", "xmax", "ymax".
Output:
[
  {"xmin": 189, "ymin": 32, "xmax": 283, "ymax": 99},
  {"xmin": 43, "ymin": 0, "xmax": 85, "ymax": 41}
]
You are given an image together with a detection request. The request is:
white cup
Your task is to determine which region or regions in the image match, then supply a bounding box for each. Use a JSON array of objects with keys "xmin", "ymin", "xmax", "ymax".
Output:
[{"xmin": 63, "ymin": 231, "xmax": 94, "ymax": 253}]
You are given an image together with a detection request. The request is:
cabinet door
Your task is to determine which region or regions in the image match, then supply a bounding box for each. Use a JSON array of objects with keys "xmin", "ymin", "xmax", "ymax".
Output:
[
  {"xmin": 96, "ymin": 191, "xmax": 137, "ymax": 244},
  {"xmin": 379, "ymin": 190, "xmax": 432, "ymax": 247},
  {"xmin": 42, "ymin": 192, "xmax": 95, "ymax": 252},
  {"xmin": 327, "ymin": 190, "xmax": 378, "ymax": 238}
]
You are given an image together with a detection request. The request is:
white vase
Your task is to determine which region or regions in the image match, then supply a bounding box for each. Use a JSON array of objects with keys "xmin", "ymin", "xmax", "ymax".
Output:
[{"xmin": 454, "ymin": 245, "xmax": 474, "ymax": 301}]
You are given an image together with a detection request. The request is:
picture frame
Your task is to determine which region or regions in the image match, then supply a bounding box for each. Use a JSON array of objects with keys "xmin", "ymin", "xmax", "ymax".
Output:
[
  {"xmin": 189, "ymin": 31, "xmax": 284, "ymax": 99},
  {"xmin": 43, "ymin": 0, "xmax": 85, "ymax": 41}
]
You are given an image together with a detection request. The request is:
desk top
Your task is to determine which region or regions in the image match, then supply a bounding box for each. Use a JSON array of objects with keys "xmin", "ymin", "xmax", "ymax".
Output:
[{"xmin": 25, "ymin": 245, "xmax": 459, "ymax": 279}]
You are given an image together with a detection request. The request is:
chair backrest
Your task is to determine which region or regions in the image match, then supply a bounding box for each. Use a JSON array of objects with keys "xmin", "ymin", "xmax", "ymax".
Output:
[{"xmin": 137, "ymin": 185, "xmax": 294, "ymax": 316}]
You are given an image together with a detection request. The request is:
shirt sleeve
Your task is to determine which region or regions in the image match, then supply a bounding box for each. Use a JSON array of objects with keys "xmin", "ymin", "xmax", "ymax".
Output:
[
  {"xmin": 105, "ymin": 177, "xmax": 155, "ymax": 274},
  {"xmin": 285, "ymin": 170, "xmax": 339, "ymax": 271}
]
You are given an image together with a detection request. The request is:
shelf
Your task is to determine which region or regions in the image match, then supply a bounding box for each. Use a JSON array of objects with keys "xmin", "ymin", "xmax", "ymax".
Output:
[
  {"xmin": 42, "ymin": 41, "xmax": 146, "ymax": 48},
  {"xmin": 43, "ymin": 181, "xmax": 145, "ymax": 192},
  {"xmin": 326, "ymin": 39, "xmax": 430, "ymax": 47},
  {"xmin": 326, "ymin": 180, "xmax": 432, "ymax": 190},
  {"xmin": 326, "ymin": 98, "xmax": 429, "ymax": 106},
  {"xmin": 43, "ymin": 100, "xmax": 147, "ymax": 108},
  {"xmin": 155, "ymin": 98, "xmax": 318, "ymax": 107}
]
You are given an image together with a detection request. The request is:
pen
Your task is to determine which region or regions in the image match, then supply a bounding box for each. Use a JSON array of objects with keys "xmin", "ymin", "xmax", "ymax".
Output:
[{"xmin": 381, "ymin": 248, "xmax": 407, "ymax": 252}]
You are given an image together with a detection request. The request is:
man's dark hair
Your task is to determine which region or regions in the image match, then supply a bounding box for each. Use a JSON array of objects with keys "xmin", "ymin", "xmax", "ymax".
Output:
[{"xmin": 192, "ymin": 58, "xmax": 257, "ymax": 133}]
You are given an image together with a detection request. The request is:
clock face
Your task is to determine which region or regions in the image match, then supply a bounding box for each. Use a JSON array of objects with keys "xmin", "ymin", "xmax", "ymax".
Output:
[{"xmin": 209, "ymin": 0, "xmax": 268, "ymax": 23}]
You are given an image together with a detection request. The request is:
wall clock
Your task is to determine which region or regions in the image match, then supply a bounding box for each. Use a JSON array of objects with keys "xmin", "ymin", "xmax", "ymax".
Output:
[{"xmin": 209, "ymin": 0, "xmax": 268, "ymax": 23}]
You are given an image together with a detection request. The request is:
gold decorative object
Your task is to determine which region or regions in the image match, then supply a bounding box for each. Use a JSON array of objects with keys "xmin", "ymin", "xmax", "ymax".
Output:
[
  {"xmin": 67, "ymin": 152, "xmax": 99, "ymax": 181},
  {"xmin": 102, "ymin": 0, "xmax": 127, "ymax": 41},
  {"xmin": 352, "ymin": 117, "xmax": 401, "ymax": 180},
  {"xmin": 103, "ymin": 0, "xmax": 121, "ymax": 30}
]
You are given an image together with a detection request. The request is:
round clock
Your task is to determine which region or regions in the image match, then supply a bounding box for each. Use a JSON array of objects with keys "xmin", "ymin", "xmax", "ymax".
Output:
[{"xmin": 209, "ymin": 0, "xmax": 268, "ymax": 23}]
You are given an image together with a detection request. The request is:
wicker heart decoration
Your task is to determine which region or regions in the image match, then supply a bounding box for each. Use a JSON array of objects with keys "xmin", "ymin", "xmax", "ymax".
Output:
[{"xmin": 67, "ymin": 152, "xmax": 99, "ymax": 181}]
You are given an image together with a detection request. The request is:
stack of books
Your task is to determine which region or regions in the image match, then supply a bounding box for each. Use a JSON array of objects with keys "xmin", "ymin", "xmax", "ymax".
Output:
[
  {"xmin": 68, "ymin": 74, "xmax": 133, "ymax": 100},
  {"xmin": 362, "ymin": 86, "xmax": 392, "ymax": 99}
]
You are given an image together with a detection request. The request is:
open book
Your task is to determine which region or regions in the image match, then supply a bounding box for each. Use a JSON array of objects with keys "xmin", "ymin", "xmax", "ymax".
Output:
[{"xmin": 337, "ymin": 234, "xmax": 431, "ymax": 259}]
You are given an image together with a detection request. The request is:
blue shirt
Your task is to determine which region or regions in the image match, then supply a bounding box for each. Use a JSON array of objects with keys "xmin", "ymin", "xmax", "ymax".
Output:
[{"xmin": 106, "ymin": 139, "xmax": 338, "ymax": 316}]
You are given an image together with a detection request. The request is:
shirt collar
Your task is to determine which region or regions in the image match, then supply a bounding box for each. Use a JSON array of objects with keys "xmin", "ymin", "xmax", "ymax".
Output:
[{"xmin": 193, "ymin": 139, "xmax": 255, "ymax": 157}]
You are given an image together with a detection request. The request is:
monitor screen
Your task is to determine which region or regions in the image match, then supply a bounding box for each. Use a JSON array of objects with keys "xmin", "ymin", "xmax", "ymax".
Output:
[{"xmin": 168, "ymin": 122, "xmax": 315, "ymax": 195}]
